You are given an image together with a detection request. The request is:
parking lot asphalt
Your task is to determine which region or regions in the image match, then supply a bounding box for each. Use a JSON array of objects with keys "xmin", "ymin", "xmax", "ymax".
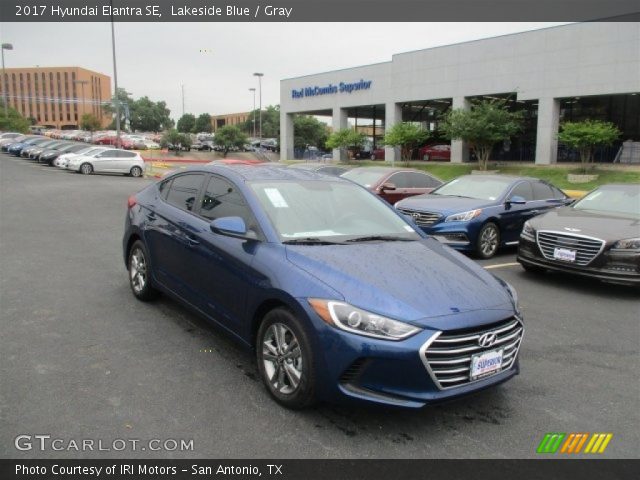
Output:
[{"xmin": 1, "ymin": 156, "xmax": 638, "ymax": 459}]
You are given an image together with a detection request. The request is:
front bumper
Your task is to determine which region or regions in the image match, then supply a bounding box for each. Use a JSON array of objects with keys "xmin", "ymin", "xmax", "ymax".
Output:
[
  {"xmin": 518, "ymin": 237, "xmax": 640, "ymax": 286},
  {"xmin": 299, "ymin": 302, "xmax": 521, "ymax": 408},
  {"xmin": 419, "ymin": 222, "xmax": 477, "ymax": 252}
]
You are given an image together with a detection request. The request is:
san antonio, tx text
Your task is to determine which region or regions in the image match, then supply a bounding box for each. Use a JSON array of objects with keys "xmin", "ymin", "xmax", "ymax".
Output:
[
  {"xmin": 16, "ymin": 463, "xmax": 283, "ymax": 476},
  {"xmin": 18, "ymin": 4, "xmax": 294, "ymax": 18}
]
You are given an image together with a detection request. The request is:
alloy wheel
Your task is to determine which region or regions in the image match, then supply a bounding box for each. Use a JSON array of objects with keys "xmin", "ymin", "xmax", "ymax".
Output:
[
  {"xmin": 480, "ymin": 225, "xmax": 499, "ymax": 257},
  {"xmin": 262, "ymin": 323, "xmax": 303, "ymax": 395},
  {"xmin": 129, "ymin": 248, "xmax": 147, "ymax": 294}
]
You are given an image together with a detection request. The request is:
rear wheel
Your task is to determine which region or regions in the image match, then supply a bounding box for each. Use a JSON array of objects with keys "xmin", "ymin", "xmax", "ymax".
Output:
[
  {"xmin": 128, "ymin": 241, "xmax": 159, "ymax": 301},
  {"xmin": 423, "ymin": 154, "xmax": 430, "ymax": 161},
  {"xmin": 80, "ymin": 163, "xmax": 93, "ymax": 175},
  {"xmin": 130, "ymin": 166, "xmax": 143, "ymax": 177},
  {"xmin": 256, "ymin": 308, "xmax": 316, "ymax": 409},
  {"xmin": 476, "ymin": 222, "xmax": 500, "ymax": 259}
]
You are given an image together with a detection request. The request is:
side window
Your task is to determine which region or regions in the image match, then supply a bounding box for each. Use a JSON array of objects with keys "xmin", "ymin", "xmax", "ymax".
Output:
[
  {"xmin": 158, "ymin": 179, "xmax": 172, "ymax": 200},
  {"xmin": 532, "ymin": 181, "xmax": 555, "ymax": 200},
  {"xmin": 407, "ymin": 172, "xmax": 441, "ymax": 189},
  {"xmin": 199, "ymin": 176, "xmax": 254, "ymax": 226},
  {"xmin": 387, "ymin": 172, "xmax": 410, "ymax": 188},
  {"xmin": 165, "ymin": 174, "xmax": 204, "ymax": 212},
  {"xmin": 550, "ymin": 185, "xmax": 567, "ymax": 199},
  {"xmin": 509, "ymin": 182, "xmax": 534, "ymax": 201},
  {"xmin": 120, "ymin": 151, "xmax": 136, "ymax": 158}
]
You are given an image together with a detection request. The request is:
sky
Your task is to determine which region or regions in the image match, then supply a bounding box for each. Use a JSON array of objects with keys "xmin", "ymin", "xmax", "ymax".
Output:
[{"xmin": 0, "ymin": 22, "xmax": 569, "ymax": 121}]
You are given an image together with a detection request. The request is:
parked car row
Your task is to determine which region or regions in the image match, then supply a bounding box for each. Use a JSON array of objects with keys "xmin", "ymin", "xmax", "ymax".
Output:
[
  {"xmin": 43, "ymin": 129, "xmax": 162, "ymax": 150},
  {"xmin": 1, "ymin": 132, "xmax": 145, "ymax": 177}
]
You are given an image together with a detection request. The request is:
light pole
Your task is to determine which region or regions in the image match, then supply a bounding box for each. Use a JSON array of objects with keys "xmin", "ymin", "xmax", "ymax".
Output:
[
  {"xmin": 181, "ymin": 84, "xmax": 185, "ymax": 117},
  {"xmin": 249, "ymin": 87, "xmax": 256, "ymax": 138},
  {"xmin": 109, "ymin": 0, "xmax": 121, "ymax": 147},
  {"xmin": 1, "ymin": 43, "xmax": 13, "ymax": 117},
  {"xmin": 253, "ymin": 72, "xmax": 264, "ymax": 140},
  {"xmin": 73, "ymin": 79, "xmax": 89, "ymax": 126}
]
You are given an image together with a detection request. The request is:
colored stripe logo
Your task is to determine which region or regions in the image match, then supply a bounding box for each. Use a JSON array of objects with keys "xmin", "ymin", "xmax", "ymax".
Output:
[{"xmin": 537, "ymin": 433, "xmax": 613, "ymax": 454}]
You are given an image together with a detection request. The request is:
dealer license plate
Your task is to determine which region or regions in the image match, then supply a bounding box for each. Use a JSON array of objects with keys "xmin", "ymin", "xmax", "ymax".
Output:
[
  {"xmin": 470, "ymin": 348, "xmax": 504, "ymax": 380},
  {"xmin": 553, "ymin": 247, "xmax": 576, "ymax": 262}
]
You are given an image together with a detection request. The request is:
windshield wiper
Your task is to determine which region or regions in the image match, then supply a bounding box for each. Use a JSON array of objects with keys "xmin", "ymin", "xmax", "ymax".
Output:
[
  {"xmin": 345, "ymin": 235, "xmax": 416, "ymax": 243},
  {"xmin": 283, "ymin": 237, "xmax": 345, "ymax": 245}
]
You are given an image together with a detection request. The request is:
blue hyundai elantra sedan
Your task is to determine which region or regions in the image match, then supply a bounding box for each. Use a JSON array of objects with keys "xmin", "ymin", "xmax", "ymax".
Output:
[{"xmin": 123, "ymin": 165, "xmax": 524, "ymax": 409}]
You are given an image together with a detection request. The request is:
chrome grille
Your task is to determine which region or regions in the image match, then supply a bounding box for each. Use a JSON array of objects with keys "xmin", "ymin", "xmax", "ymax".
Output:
[
  {"xmin": 536, "ymin": 231, "xmax": 605, "ymax": 266},
  {"xmin": 397, "ymin": 208, "xmax": 442, "ymax": 227},
  {"xmin": 420, "ymin": 317, "xmax": 524, "ymax": 390}
]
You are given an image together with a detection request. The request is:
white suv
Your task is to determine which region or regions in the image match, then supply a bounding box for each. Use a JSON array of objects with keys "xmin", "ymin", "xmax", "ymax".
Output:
[{"xmin": 67, "ymin": 149, "xmax": 145, "ymax": 177}]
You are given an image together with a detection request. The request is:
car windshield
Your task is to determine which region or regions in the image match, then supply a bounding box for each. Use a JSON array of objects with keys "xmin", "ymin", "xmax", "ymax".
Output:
[
  {"xmin": 431, "ymin": 176, "xmax": 513, "ymax": 201},
  {"xmin": 340, "ymin": 169, "xmax": 389, "ymax": 188},
  {"xmin": 74, "ymin": 146, "xmax": 97, "ymax": 155},
  {"xmin": 249, "ymin": 180, "xmax": 420, "ymax": 242},
  {"xmin": 573, "ymin": 186, "xmax": 640, "ymax": 218}
]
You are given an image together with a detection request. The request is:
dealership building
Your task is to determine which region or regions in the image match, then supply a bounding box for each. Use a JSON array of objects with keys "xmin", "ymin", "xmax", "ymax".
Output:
[{"xmin": 280, "ymin": 22, "xmax": 640, "ymax": 163}]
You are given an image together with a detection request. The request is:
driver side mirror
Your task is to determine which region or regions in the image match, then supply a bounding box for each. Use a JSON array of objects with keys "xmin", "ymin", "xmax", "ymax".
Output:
[
  {"xmin": 380, "ymin": 182, "xmax": 397, "ymax": 192},
  {"xmin": 506, "ymin": 195, "xmax": 527, "ymax": 205},
  {"xmin": 210, "ymin": 217, "xmax": 258, "ymax": 240}
]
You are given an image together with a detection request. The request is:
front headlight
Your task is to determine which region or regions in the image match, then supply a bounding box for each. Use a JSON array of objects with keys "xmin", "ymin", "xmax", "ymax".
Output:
[
  {"xmin": 520, "ymin": 221, "xmax": 535, "ymax": 241},
  {"xmin": 612, "ymin": 238, "xmax": 640, "ymax": 250},
  {"xmin": 445, "ymin": 209, "xmax": 482, "ymax": 222},
  {"xmin": 308, "ymin": 299, "xmax": 421, "ymax": 341}
]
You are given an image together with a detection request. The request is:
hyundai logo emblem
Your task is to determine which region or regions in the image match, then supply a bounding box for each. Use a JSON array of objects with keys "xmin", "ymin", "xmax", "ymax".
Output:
[
  {"xmin": 411, "ymin": 213, "xmax": 421, "ymax": 220},
  {"xmin": 478, "ymin": 332, "xmax": 498, "ymax": 348}
]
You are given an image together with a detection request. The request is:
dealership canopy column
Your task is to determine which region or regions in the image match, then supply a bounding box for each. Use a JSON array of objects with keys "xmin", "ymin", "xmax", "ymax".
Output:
[{"xmin": 450, "ymin": 97, "xmax": 470, "ymax": 163}]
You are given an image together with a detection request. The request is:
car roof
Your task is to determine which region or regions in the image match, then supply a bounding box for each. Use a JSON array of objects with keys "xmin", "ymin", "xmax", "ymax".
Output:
[{"xmin": 173, "ymin": 164, "xmax": 349, "ymax": 183}]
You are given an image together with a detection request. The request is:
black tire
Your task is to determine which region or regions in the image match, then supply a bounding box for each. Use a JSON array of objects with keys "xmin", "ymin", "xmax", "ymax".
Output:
[
  {"xmin": 80, "ymin": 163, "xmax": 93, "ymax": 175},
  {"xmin": 256, "ymin": 307, "xmax": 316, "ymax": 409},
  {"xmin": 476, "ymin": 222, "xmax": 500, "ymax": 259},
  {"xmin": 127, "ymin": 240, "xmax": 159, "ymax": 301},
  {"xmin": 521, "ymin": 263, "xmax": 546, "ymax": 275},
  {"xmin": 130, "ymin": 166, "xmax": 143, "ymax": 177}
]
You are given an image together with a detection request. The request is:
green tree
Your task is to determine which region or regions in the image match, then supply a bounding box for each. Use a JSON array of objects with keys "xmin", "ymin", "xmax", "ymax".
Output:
[
  {"xmin": 241, "ymin": 105, "xmax": 280, "ymax": 137},
  {"xmin": 293, "ymin": 116, "xmax": 328, "ymax": 149},
  {"xmin": 325, "ymin": 128, "xmax": 365, "ymax": 159},
  {"xmin": 80, "ymin": 113, "xmax": 102, "ymax": 133},
  {"xmin": 383, "ymin": 122, "xmax": 430, "ymax": 165},
  {"xmin": 0, "ymin": 103, "xmax": 30, "ymax": 132},
  {"xmin": 440, "ymin": 99, "xmax": 523, "ymax": 170},
  {"xmin": 177, "ymin": 113, "xmax": 196, "ymax": 133},
  {"xmin": 557, "ymin": 120, "xmax": 620, "ymax": 171},
  {"xmin": 103, "ymin": 87, "xmax": 133, "ymax": 130},
  {"xmin": 214, "ymin": 125, "xmax": 248, "ymax": 157},
  {"xmin": 160, "ymin": 129, "xmax": 192, "ymax": 155},
  {"xmin": 130, "ymin": 96, "xmax": 173, "ymax": 132},
  {"xmin": 194, "ymin": 113, "xmax": 212, "ymax": 133}
]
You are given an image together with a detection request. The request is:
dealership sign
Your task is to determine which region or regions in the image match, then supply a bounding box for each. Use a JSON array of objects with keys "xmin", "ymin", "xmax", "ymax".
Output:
[{"xmin": 291, "ymin": 80, "xmax": 372, "ymax": 99}]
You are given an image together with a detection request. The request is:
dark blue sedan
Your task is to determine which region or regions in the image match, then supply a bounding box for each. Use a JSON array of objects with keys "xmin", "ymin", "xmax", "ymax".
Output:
[
  {"xmin": 123, "ymin": 165, "xmax": 524, "ymax": 408},
  {"xmin": 395, "ymin": 175, "xmax": 572, "ymax": 258}
]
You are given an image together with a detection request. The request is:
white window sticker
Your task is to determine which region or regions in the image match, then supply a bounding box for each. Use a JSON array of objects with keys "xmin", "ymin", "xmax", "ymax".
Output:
[
  {"xmin": 404, "ymin": 225, "xmax": 414, "ymax": 232},
  {"xmin": 264, "ymin": 188, "xmax": 289, "ymax": 208}
]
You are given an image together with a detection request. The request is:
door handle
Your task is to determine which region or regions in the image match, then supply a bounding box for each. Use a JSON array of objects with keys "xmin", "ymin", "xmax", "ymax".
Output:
[{"xmin": 186, "ymin": 235, "xmax": 200, "ymax": 247}]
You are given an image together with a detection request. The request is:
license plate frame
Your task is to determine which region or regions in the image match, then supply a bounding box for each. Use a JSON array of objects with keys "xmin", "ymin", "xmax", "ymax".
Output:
[{"xmin": 470, "ymin": 348, "xmax": 504, "ymax": 381}]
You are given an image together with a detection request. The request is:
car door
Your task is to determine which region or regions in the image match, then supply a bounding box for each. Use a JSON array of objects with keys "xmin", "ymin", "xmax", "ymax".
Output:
[
  {"xmin": 144, "ymin": 173, "xmax": 206, "ymax": 304},
  {"xmin": 531, "ymin": 180, "xmax": 572, "ymax": 214},
  {"xmin": 187, "ymin": 175, "xmax": 264, "ymax": 333},
  {"xmin": 92, "ymin": 150, "xmax": 118, "ymax": 172},
  {"xmin": 500, "ymin": 181, "xmax": 538, "ymax": 244},
  {"xmin": 113, "ymin": 150, "xmax": 137, "ymax": 173}
]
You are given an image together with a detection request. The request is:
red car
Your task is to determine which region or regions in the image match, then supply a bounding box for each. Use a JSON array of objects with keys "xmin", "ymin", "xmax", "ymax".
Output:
[
  {"xmin": 340, "ymin": 167, "xmax": 443, "ymax": 203},
  {"xmin": 418, "ymin": 144, "xmax": 451, "ymax": 161},
  {"xmin": 94, "ymin": 135, "xmax": 118, "ymax": 146},
  {"xmin": 370, "ymin": 148, "xmax": 385, "ymax": 160}
]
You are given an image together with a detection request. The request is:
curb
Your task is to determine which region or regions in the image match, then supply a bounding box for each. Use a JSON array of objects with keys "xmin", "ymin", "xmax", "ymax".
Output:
[{"xmin": 563, "ymin": 189, "xmax": 588, "ymax": 199}]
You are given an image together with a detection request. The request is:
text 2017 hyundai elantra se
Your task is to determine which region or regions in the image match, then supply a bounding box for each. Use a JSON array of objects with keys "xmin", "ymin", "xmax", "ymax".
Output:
[{"xmin": 123, "ymin": 165, "xmax": 524, "ymax": 409}]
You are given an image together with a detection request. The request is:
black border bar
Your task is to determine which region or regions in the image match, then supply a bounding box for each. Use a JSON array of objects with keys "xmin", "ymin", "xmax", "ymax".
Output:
[
  {"xmin": 2, "ymin": 459, "xmax": 639, "ymax": 480},
  {"xmin": 1, "ymin": 0, "xmax": 639, "ymax": 22}
]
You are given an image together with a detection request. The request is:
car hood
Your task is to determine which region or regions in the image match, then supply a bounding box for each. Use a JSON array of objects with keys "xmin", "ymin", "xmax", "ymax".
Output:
[
  {"xmin": 529, "ymin": 207, "xmax": 640, "ymax": 242},
  {"xmin": 396, "ymin": 194, "xmax": 496, "ymax": 216},
  {"xmin": 285, "ymin": 238, "xmax": 514, "ymax": 328}
]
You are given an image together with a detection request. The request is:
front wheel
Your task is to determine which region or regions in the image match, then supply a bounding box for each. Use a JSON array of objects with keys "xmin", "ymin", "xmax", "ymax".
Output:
[
  {"xmin": 130, "ymin": 166, "xmax": 143, "ymax": 177},
  {"xmin": 476, "ymin": 222, "xmax": 500, "ymax": 259},
  {"xmin": 256, "ymin": 308, "xmax": 316, "ymax": 409},
  {"xmin": 80, "ymin": 163, "xmax": 93, "ymax": 175}
]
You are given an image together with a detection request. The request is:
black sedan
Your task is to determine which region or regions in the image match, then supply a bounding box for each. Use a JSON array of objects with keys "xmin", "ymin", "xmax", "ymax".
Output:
[
  {"xmin": 518, "ymin": 184, "xmax": 640, "ymax": 286},
  {"xmin": 395, "ymin": 175, "xmax": 572, "ymax": 258}
]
